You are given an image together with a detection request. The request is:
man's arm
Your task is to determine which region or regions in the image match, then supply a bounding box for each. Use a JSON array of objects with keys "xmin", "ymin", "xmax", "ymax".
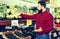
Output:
[
  {"xmin": 20, "ymin": 14, "xmax": 36, "ymax": 19},
  {"xmin": 34, "ymin": 27, "xmax": 42, "ymax": 32}
]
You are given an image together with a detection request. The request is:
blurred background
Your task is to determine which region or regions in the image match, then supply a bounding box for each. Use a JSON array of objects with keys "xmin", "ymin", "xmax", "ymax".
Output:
[{"xmin": 0, "ymin": 0, "xmax": 60, "ymax": 39}]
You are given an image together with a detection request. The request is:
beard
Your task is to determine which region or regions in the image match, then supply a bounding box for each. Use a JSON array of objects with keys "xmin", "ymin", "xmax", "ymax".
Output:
[{"xmin": 38, "ymin": 10, "xmax": 42, "ymax": 14}]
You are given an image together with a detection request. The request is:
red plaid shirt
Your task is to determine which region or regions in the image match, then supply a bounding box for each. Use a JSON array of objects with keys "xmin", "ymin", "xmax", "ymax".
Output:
[{"xmin": 20, "ymin": 11, "xmax": 54, "ymax": 34}]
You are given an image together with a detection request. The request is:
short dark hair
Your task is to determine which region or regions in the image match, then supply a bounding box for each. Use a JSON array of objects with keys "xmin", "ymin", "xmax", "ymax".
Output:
[{"xmin": 38, "ymin": 1, "xmax": 46, "ymax": 8}]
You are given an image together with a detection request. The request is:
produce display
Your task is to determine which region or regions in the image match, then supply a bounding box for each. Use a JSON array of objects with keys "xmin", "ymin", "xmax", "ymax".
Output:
[
  {"xmin": 14, "ymin": 32, "xmax": 25, "ymax": 38},
  {"xmin": 22, "ymin": 26, "xmax": 36, "ymax": 39},
  {"xmin": 54, "ymin": 8, "xmax": 60, "ymax": 18},
  {"xmin": 0, "ymin": 4, "xmax": 7, "ymax": 19},
  {"xmin": 1, "ymin": 0, "xmax": 58, "ymax": 19},
  {"xmin": 5, "ymin": 33, "xmax": 18, "ymax": 39},
  {"xmin": 0, "ymin": 4, "xmax": 38, "ymax": 19},
  {"xmin": 2, "ymin": 26, "xmax": 35, "ymax": 39}
]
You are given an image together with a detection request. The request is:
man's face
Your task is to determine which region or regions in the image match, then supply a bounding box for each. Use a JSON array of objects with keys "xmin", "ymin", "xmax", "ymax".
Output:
[{"xmin": 37, "ymin": 4, "xmax": 42, "ymax": 10}]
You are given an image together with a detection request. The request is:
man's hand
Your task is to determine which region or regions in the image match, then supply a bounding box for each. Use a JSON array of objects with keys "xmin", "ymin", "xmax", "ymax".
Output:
[
  {"xmin": 14, "ymin": 12, "xmax": 21, "ymax": 18},
  {"xmin": 34, "ymin": 27, "xmax": 42, "ymax": 32}
]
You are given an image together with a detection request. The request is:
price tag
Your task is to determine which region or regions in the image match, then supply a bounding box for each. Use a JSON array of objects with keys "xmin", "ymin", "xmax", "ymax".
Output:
[
  {"xmin": 26, "ymin": 20, "xmax": 32, "ymax": 26},
  {"xmin": 11, "ymin": 20, "xmax": 18, "ymax": 26},
  {"xmin": 53, "ymin": 32, "xmax": 57, "ymax": 37}
]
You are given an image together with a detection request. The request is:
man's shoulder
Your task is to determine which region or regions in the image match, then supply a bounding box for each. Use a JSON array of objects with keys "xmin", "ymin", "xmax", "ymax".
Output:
[
  {"xmin": 43, "ymin": 11, "xmax": 53, "ymax": 18},
  {"xmin": 46, "ymin": 11, "xmax": 52, "ymax": 16}
]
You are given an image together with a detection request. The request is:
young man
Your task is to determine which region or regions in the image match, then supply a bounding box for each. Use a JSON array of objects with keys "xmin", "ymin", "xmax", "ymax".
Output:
[{"xmin": 20, "ymin": 1, "xmax": 54, "ymax": 39}]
